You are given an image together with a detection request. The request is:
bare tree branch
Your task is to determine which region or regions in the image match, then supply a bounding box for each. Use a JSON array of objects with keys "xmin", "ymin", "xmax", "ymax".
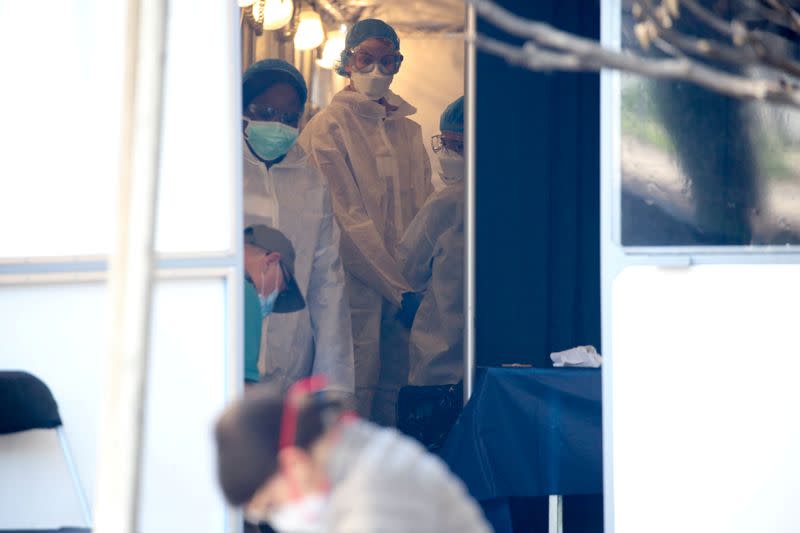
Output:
[
  {"xmin": 639, "ymin": 0, "xmax": 800, "ymax": 78},
  {"xmin": 469, "ymin": 0, "xmax": 800, "ymax": 108},
  {"xmin": 740, "ymin": 0, "xmax": 800, "ymax": 33},
  {"xmin": 474, "ymin": 33, "xmax": 800, "ymax": 106},
  {"xmin": 680, "ymin": 0, "xmax": 736, "ymax": 37},
  {"xmin": 761, "ymin": 0, "xmax": 800, "ymax": 31},
  {"xmin": 659, "ymin": 27, "xmax": 759, "ymax": 65},
  {"xmin": 747, "ymin": 29, "xmax": 800, "ymax": 77}
]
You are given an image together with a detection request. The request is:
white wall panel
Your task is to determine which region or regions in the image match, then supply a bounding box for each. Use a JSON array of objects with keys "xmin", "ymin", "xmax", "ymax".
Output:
[
  {"xmin": 0, "ymin": 0, "xmax": 241, "ymax": 259},
  {"xmin": 138, "ymin": 277, "xmax": 230, "ymax": 533},
  {"xmin": 0, "ymin": 1, "xmax": 125, "ymax": 258},
  {"xmin": 156, "ymin": 0, "xmax": 239, "ymax": 254},
  {"xmin": 0, "ymin": 278, "xmax": 231, "ymax": 532},
  {"xmin": 611, "ymin": 265, "xmax": 800, "ymax": 533}
]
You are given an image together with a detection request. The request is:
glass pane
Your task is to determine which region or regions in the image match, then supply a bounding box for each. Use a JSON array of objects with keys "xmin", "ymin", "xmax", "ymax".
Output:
[
  {"xmin": 0, "ymin": 278, "xmax": 230, "ymax": 532},
  {"xmin": 139, "ymin": 278, "xmax": 229, "ymax": 532},
  {"xmin": 0, "ymin": 0, "xmax": 239, "ymax": 258},
  {"xmin": 619, "ymin": 12, "xmax": 800, "ymax": 246},
  {"xmin": 0, "ymin": 281, "xmax": 106, "ymax": 528},
  {"xmin": 611, "ymin": 265, "xmax": 800, "ymax": 532},
  {"xmin": 156, "ymin": 0, "xmax": 238, "ymax": 253},
  {"xmin": 0, "ymin": 1, "xmax": 125, "ymax": 257}
]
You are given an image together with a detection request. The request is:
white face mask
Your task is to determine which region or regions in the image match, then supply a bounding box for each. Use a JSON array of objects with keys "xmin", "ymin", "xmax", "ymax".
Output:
[
  {"xmin": 245, "ymin": 492, "xmax": 328, "ymax": 533},
  {"xmin": 437, "ymin": 151, "xmax": 465, "ymax": 184},
  {"xmin": 351, "ymin": 70, "xmax": 394, "ymax": 101}
]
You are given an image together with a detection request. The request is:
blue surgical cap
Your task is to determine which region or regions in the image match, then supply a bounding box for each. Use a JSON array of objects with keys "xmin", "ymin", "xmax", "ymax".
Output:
[
  {"xmin": 440, "ymin": 96, "xmax": 464, "ymax": 133},
  {"xmin": 242, "ymin": 59, "xmax": 308, "ymax": 110},
  {"xmin": 346, "ymin": 19, "xmax": 400, "ymax": 50}
]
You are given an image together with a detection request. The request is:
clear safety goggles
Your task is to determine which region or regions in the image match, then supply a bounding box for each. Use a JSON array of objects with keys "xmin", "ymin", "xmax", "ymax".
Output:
[
  {"xmin": 345, "ymin": 49, "xmax": 404, "ymax": 75},
  {"xmin": 245, "ymin": 104, "xmax": 302, "ymax": 127},
  {"xmin": 431, "ymin": 134, "xmax": 464, "ymax": 154}
]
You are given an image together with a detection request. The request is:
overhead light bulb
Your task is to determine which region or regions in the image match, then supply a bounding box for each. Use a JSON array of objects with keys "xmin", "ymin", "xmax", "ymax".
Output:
[
  {"xmin": 294, "ymin": 7, "xmax": 325, "ymax": 51},
  {"xmin": 316, "ymin": 28, "xmax": 345, "ymax": 69},
  {"xmin": 262, "ymin": 0, "xmax": 294, "ymax": 31},
  {"xmin": 238, "ymin": 0, "xmax": 255, "ymax": 6}
]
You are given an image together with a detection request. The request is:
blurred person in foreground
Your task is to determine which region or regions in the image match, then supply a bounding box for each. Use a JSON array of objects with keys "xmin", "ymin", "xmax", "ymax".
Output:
[{"xmin": 214, "ymin": 379, "xmax": 491, "ymax": 533}]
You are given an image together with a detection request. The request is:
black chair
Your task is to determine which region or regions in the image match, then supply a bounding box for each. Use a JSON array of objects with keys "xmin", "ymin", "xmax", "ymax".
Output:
[
  {"xmin": 397, "ymin": 382, "xmax": 463, "ymax": 452},
  {"xmin": 0, "ymin": 371, "xmax": 92, "ymax": 530},
  {"xmin": 2, "ymin": 529, "xmax": 90, "ymax": 533}
]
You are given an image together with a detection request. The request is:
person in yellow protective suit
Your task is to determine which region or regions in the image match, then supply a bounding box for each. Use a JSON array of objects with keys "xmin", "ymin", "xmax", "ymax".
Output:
[{"xmin": 298, "ymin": 19, "xmax": 432, "ymax": 425}]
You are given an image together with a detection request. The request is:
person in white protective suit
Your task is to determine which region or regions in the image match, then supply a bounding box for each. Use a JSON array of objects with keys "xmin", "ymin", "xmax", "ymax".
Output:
[
  {"xmin": 214, "ymin": 379, "xmax": 492, "ymax": 533},
  {"xmin": 397, "ymin": 96, "xmax": 466, "ymax": 386},
  {"xmin": 298, "ymin": 19, "xmax": 433, "ymax": 425},
  {"xmin": 242, "ymin": 58, "xmax": 354, "ymax": 394}
]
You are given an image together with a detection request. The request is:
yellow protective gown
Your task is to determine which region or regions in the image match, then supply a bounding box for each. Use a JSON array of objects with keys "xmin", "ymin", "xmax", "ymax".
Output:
[{"xmin": 298, "ymin": 88, "xmax": 432, "ymax": 423}]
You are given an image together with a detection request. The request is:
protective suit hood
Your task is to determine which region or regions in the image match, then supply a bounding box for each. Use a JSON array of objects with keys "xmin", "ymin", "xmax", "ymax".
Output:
[{"xmin": 332, "ymin": 89, "xmax": 417, "ymax": 120}]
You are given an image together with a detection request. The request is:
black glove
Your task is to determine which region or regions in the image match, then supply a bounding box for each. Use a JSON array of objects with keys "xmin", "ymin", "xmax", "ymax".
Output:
[{"xmin": 397, "ymin": 291, "xmax": 423, "ymax": 328}]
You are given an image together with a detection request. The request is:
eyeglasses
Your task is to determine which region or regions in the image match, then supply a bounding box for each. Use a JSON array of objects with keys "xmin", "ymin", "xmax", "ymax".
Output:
[
  {"xmin": 431, "ymin": 134, "xmax": 464, "ymax": 154},
  {"xmin": 245, "ymin": 104, "xmax": 302, "ymax": 127},
  {"xmin": 346, "ymin": 49, "xmax": 404, "ymax": 75}
]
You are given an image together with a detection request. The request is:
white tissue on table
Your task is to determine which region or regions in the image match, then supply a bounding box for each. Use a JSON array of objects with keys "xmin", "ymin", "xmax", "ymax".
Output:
[{"xmin": 550, "ymin": 345, "xmax": 603, "ymax": 368}]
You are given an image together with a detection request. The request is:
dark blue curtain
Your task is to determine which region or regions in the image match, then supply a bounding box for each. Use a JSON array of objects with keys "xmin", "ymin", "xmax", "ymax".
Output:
[{"xmin": 476, "ymin": 0, "xmax": 601, "ymax": 367}]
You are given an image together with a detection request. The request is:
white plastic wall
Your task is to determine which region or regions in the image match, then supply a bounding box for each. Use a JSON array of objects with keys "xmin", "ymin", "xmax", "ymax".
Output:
[
  {"xmin": 0, "ymin": 1, "xmax": 242, "ymax": 531},
  {"xmin": 610, "ymin": 265, "xmax": 800, "ymax": 533},
  {"xmin": 601, "ymin": 1, "xmax": 800, "ymax": 531},
  {"xmin": 0, "ymin": 279, "xmax": 231, "ymax": 531}
]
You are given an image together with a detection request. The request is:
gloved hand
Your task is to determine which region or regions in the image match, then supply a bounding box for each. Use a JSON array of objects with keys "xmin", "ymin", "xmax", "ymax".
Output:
[{"xmin": 397, "ymin": 291, "xmax": 423, "ymax": 328}]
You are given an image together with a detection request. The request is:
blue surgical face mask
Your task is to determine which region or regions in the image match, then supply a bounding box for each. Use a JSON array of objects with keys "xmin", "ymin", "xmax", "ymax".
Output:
[
  {"xmin": 258, "ymin": 289, "xmax": 279, "ymax": 318},
  {"xmin": 258, "ymin": 261, "xmax": 283, "ymax": 318},
  {"xmin": 245, "ymin": 120, "xmax": 299, "ymax": 161}
]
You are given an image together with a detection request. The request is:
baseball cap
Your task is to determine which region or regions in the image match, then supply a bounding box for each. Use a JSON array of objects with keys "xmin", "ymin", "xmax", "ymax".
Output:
[{"xmin": 244, "ymin": 225, "xmax": 305, "ymax": 313}]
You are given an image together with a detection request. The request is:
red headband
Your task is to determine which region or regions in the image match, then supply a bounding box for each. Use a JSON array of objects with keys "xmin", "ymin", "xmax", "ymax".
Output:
[{"xmin": 278, "ymin": 375, "xmax": 328, "ymax": 451}]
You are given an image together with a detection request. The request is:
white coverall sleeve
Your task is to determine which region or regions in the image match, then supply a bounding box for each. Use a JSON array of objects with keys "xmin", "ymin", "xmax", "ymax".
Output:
[
  {"xmin": 307, "ymin": 186, "xmax": 355, "ymax": 393},
  {"xmin": 304, "ymin": 123, "xmax": 411, "ymax": 306},
  {"xmin": 328, "ymin": 454, "xmax": 492, "ymax": 533},
  {"xmin": 413, "ymin": 128, "xmax": 435, "ymax": 212},
  {"xmin": 397, "ymin": 204, "xmax": 436, "ymax": 293}
]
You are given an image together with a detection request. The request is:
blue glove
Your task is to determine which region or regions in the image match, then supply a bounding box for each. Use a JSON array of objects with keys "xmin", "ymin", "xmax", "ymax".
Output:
[{"xmin": 397, "ymin": 291, "xmax": 423, "ymax": 328}]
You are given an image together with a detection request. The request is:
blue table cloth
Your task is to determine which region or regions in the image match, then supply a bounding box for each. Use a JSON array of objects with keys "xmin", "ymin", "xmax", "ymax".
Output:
[{"xmin": 439, "ymin": 367, "xmax": 602, "ymax": 531}]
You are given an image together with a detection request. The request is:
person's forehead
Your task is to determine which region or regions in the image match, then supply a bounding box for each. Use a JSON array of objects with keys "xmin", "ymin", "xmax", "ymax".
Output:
[
  {"xmin": 250, "ymin": 82, "xmax": 301, "ymax": 109},
  {"xmin": 354, "ymin": 38, "xmax": 396, "ymax": 54}
]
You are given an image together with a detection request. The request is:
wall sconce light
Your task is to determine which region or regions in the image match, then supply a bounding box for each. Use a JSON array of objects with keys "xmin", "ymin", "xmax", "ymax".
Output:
[
  {"xmin": 293, "ymin": 6, "xmax": 325, "ymax": 51},
  {"xmin": 243, "ymin": 0, "xmax": 296, "ymax": 35},
  {"xmin": 316, "ymin": 26, "xmax": 346, "ymax": 69}
]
